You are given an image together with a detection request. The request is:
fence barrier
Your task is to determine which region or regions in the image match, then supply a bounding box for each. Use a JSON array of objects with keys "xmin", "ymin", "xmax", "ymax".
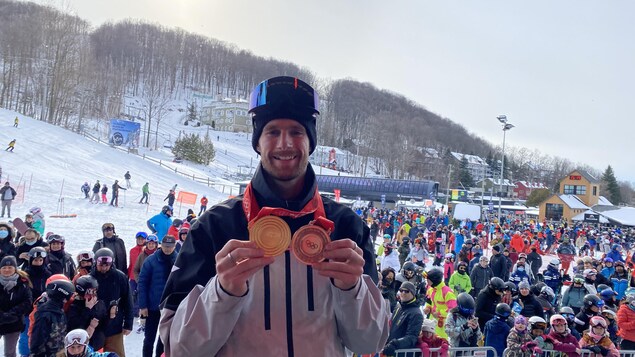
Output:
[
  {"xmin": 394, "ymin": 346, "xmax": 496, "ymax": 357},
  {"xmin": 500, "ymin": 348, "xmax": 633, "ymax": 357}
]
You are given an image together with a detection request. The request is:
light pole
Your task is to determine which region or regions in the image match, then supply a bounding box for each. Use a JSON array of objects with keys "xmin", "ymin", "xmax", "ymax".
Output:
[{"xmin": 496, "ymin": 115, "xmax": 514, "ymax": 221}]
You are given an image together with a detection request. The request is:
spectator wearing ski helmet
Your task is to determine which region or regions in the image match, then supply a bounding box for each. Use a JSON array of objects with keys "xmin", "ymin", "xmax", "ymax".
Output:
[
  {"xmin": 146, "ymin": 206, "xmax": 173, "ymax": 244},
  {"xmin": 484, "ymin": 303, "xmax": 511, "ymax": 357},
  {"xmin": 74, "ymin": 250, "xmax": 94, "ymax": 282},
  {"xmin": 575, "ymin": 294, "xmax": 604, "ymax": 334},
  {"xmin": 92, "ymin": 223, "xmax": 127, "ymax": 274},
  {"xmin": 47, "ymin": 234, "xmax": 76, "ymax": 280},
  {"xmin": 30, "ymin": 278, "xmax": 74, "ymax": 356},
  {"xmin": 133, "ymin": 235, "xmax": 159, "ymax": 282},
  {"xmin": 547, "ymin": 314, "xmax": 581, "ymax": 355},
  {"xmin": 424, "ymin": 268, "xmax": 457, "ymax": 340},
  {"xmin": 556, "ymin": 306, "xmax": 581, "ymax": 340},
  {"xmin": 67, "ymin": 275, "xmax": 109, "ymax": 351},
  {"xmin": 475, "ymin": 277, "xmax": 504, "ymax": 330},
  {"xmin": 24, "ymin": 246, "xmax": 51, "ymax": 300},
  {"xmin": 578, "ymin": 315, "xmax": 619, "ymax": 357},
  {"xmin": 445, "ymin": 292, "xmax": 480, "ymax": 348},
  {"xmin": 128, "ymin": 231, "xmax": 148, "ymax": 318},
  {"xmin": 90, "ymin": 248, "xmax": 133, "ymax": 356},
  {"xmin": 600, "ymin": 288, "xmax": 619, "ymax": 312}
]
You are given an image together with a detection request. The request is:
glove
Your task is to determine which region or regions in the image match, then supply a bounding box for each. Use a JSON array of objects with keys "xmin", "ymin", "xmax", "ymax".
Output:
[
  {"xmin": 598, "ymin": 346, "xmax": 609, "ymax": 356},
  {"xmin": 521, "ymin": 342, "xmax": 537, "ymax": 351},
  {"xmin": 563, "ymin": 274, "xmax": 571, "ymax": 281},
  {"xmin": 382, "ymin": 342, "xmax": 397, "ymax": 356},
  {"xmin": 533, "ymin": 347, "xmax": 543, "ymax": 355},
  {"xmin": 588, "ymin": 346, "xmax": 602, "ymax": 354}
]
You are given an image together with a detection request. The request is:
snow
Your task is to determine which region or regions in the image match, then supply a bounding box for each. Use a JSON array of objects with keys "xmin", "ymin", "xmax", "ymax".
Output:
[
  {"xmin": 598, "ymin": 206, "xmax": 635, "ymax": 227},
  {"xmin": 571, "ymin": 209, "xmax": 610, "ymax": 224},
  {"xmin": 558, "ymin": 194, "xmax": 589, "ymax": 210},
  {"xmin": 597, "ymin": 196, "xmax": 614, "ymax": 206}
]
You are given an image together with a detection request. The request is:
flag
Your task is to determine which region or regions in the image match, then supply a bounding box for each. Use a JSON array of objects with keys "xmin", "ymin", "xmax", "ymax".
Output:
[{"xmin": 177, "ymin": 191, "xmax": 197, "ymax": 205}]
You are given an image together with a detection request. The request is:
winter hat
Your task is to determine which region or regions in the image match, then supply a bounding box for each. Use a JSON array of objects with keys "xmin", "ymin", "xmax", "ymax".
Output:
[
  {"xmin": 399, "ymin": 281, "xmax": 416, "ymax": 296},
  {"xmin": 515, "ymin": 315, "xmax": 528, "ymax": 328},
  {"xmin": 492, "ymin": 245, "xmax": 501, "ymax": 253},
  {"xmin": 421, "ymin": 319, "xmax": 436, "ymax": 333},
  {"xmin": 249, "ymin": 76, "xmax": 319, "ymax": 155},
  {"xmin": 426, "ymin": 268, "xmax": 444, "ymax": 287},
  {"xmin": 0, "ymin": 256, "xmax": 17, "ymax": 268},
  {"xmin": 518, "ymin": 281, "xmax": 531, "ymax": 290},
  {"xmin": 161, "ymin": 235, "xmax": 177, "ymax": 247}
]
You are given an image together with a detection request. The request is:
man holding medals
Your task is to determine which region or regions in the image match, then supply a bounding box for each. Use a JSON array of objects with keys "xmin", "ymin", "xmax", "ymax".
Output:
[{"xmin": 159, "ymin": 76, "xmax": 390, "ymax": 356}]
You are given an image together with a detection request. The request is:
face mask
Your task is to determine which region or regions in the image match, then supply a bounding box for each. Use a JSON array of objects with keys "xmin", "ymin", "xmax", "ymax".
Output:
[
  {"xmin": 459, "ymin": 269, "xmax": 466, "ymax": 275},
  {"xmin": 25, "ymin": 240, "xmax": 36, "ymax": 246},
  {"xmin": 0, "ymin": 231, "xmax": 8, "ymax": 239}
]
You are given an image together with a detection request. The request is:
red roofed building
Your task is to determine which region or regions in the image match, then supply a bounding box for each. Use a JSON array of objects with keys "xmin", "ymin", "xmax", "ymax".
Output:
[{"xmin": 513, "ymin": 181, "xmax": 548, "ymax": 200}]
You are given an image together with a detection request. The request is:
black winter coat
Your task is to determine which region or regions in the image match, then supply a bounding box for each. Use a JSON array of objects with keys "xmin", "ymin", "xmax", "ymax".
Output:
[
  {"xmin": 0, "ymin": 225, "xmax": 17, "ymax": 261},
  {"xmin": 92, "ymin": 183, "xmax": 101, "ymax": 193},
  {"xmin": 47, "ymin": 250, "xmax": 76, "ymax": 280},
  {"xmin": 490, "ymin": 254, "xmax": 508, "ymax": 281},
  {"xmin": 30, "ymin": 297, "xmax": 66, "ymax": 357},
  {"xmin": 0, "ymin": 275, "xmax": 32, "ymax": 334},
  {"xmin": 92, "ymin": 236, "xmax": 128, "ymax": 274},
  {"xmin": 517, "ymin": 293, "xmax": 544, "ymax": 319},
  {"xmin": 386, "ymin": 298, "xmax": 424, "ymax": 350},
  {"xmin": 527, "ymin": 251, "xmax": 542, "ymax": 277},
  {"xmin": 475, "ymin": 286, "xmax": 501, "ymax": 330},
  {"xmin": 24, "ymin": 264, "xmax": 51, "ymax": 301},
  {"xmin": 90, "ymin": 266, "xmax": 133, "ymax": 336},
  {"xmin": 67, "ymin": 298, "xmax": 109, "ymax": 350}
]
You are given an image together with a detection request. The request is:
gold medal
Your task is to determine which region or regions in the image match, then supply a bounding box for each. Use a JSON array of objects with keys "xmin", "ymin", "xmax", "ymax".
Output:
[
  {"xmin": 249, "ymin": 216, "xmax": 291, "ymax": 257},
  {"xmin": 291, "ymin": 224, "xmax": 331, "ymax": 265}
]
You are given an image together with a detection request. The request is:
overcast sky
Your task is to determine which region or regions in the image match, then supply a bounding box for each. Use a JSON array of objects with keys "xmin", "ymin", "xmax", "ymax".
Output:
[{"xmin": 37, "ymin": 0, "xmax": 634, "ymax": 182}]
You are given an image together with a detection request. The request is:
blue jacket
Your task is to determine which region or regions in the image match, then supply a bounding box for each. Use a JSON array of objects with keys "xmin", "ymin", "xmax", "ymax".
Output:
[
  {"xmin": 484, "ymin": 317, "xmax": 510, "ymax": 357},
  {"xmin": 146, "ymin": 212, "xmax": 173, "ymax": 243},
  {"xmin": 509, "ymin": 267, "xmax": 532, "ymax": 287},
  {"xmin": 601, "ymin": 266, "xmax": 615, "ymax": 279},
  {"xmin": 138, "ymin": 250, "xmax": 177, "ymax": 311},
  {"xmin": 543, "ymin": 265, "xmax": 562, "ymax": 292},
  {"xmin": 606, "ymin": 250, "xmax": 624, "ymax": 263}
]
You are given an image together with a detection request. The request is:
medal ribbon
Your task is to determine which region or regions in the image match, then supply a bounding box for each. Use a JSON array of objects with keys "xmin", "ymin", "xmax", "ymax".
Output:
[{"xmin": 242, "ymin": 183, "xmax": 334, "ymax": 232}]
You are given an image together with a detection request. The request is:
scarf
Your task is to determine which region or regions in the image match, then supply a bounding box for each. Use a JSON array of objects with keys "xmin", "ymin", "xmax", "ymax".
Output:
[{"xmin": 0, "ymin": 273, "xmax": 19, "ymax": 292}]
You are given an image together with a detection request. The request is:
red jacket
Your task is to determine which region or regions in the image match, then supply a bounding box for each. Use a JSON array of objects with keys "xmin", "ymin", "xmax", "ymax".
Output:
[
  {"xmin": 128, "ymin": 245, "xmax": 144, "ymax": 280},
  {"xmin": 547, "ymin": 329, "xmax": 580, "ymax": 357},
  {"xmin": 167, "ymin": 225, "xmax": 179, "ymax": 239},
  {"xmin": 618, "ymin": 304, "xmax": 635, "ymax": 343},
  {"xmin": 200, "ymin": 197, "xmax": 208, "ymax": 206},
  {"xmin": 418, "ymin": 335, "xmax": 449, "ymax": 357}
]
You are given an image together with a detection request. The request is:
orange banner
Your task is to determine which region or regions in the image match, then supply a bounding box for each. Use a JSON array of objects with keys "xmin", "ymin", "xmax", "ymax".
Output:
[{"xmin": 177, "ymin": 191, "xmax": 197, "ymax": 205}]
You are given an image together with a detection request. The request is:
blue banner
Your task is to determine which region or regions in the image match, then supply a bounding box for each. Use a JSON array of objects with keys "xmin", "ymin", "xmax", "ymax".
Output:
[{"xmin": 109, "ymin": 119, "xmax": 141, "ymax": 148}]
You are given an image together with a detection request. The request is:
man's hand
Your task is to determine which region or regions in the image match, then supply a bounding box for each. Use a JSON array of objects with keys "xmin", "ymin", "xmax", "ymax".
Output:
[
  {"xmin": 85, "ymin": 295, "xmax": 98, "ymax": 309},
  {"xmin": 313, "ymin": 239, "xmax": 364, "ymax": 290},
  {"xmin": 216, "ymin": 240, "xmax": 275, "ymax": 297},
  {"xmin": 123, "ymin": 329, "xmax": 132, "ymax": 336},
  {"xmin": 139, "ymin": 308, "xmax": 148, "ymax": 318},
  {"xmin": 19, "ymin": 252, "xmax": 29, "ymax": 260}
]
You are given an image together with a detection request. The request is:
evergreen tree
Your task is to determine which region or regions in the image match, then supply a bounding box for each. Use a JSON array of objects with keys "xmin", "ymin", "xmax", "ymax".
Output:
[
  {"xmin": 172, "ymin": 133, "xmax": 215, "ymax": 165},
  {"xmin": 458, "ymin": 156, "xmax": 474, "ymax": 188},
  {"xmin": 526, "ymin": 188, "xmax": 551, "ymax": 207},
  {"xmin": 602, "ymin": 165, "xmax": 622, "ymax": 204},
  {"xmin": 187, "ymin": 102, "xmax": 197, "ymax": 121}
]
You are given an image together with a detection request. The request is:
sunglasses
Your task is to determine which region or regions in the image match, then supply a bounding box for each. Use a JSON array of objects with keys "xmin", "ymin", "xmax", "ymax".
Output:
[
  {"xmin": 103, "ymin": 227, "xmax": 114, "ymax": 231},
  {"xmin": 97, "ymin": 256, "xmax": 113, "ymax": 265}
]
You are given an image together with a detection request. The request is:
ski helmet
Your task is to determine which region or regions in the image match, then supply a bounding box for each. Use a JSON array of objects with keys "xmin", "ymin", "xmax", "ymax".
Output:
[
  {"xmin": 74, "ymin": 275, "xmax": 98, "ymax": 298},
  {"xmin": 402, "ymin": 262, "xmax": 416, "ymax": 274},
  {"xmin": 456, "ymin": 293, "xmax": 475, "ymax": 317},
  {"xmin": 540, "ymin": 286, "xmax": 555, "ymax": 301},
  {"xmin": 504, "ymin": 281, "xmax": 518, "ymax": 294},
  {"xmin": 28, "ymin": 246, "xmax": 47, "ymax": 260},
  {"xmin": 46, "ymin": 274, "xmax": 70, "ymax": 285},
  {"xmin": 590, "ymin": 315, "xmax": 608, "ymax": 328},
  {"xmin": 495, "ymin": 303, "xmax": 511, "ymax": 318},
  {"xmin": 46, "ymin": 279, "xmax": 75, "ymax": 302},
  {"xmin": 583, "ymin": 294, "xmax": 604, "ymax": 309},
  {"xmin": 146, "ymin": 234, "xmax": 159, "ymax": 243},
  {"xmin": 47, "ymin": 234, "xmax": 65, "ymax": 248},
  {"xmin": 489, "ymin": 277, "xmax": 505, "ymax": 291},
  {"xmin": 94, "ymin": 248, "xmax": 115, "ymax": 266},
  {"xmin": 549, "ymin": 259, "xmax": 560, "ymax": 269},
  {"xmin": 135, "ymin": 231, "xmax": 148, "ymax": 240},
  {"xmin": 559, "ymin": 306, "xmax": 575, "ymax": 316},
  {"xmin": 550, "ymin": 314, "xmax": 567, "ymax": 327},
  {"xmin": 162, "ymin": 205, "xmax": 173, "ymax": 215},
  {"xmin": 426, "ymin": 268, "xmax": 443, "ymax": 287},
  {"xmin": 76, "ymin": 250, "xmax": 94, "ymax": 263},
  {"xmin": 65, "ymin": 329, "xmax": 89, "ymax": 357},
  {"xmin": 101, "ymin": 223, "xmax": 115, "ymax": 233},
  {"xmin": 600, "ymin": 288, "xmax": 617, "ymax": 301},
  {"xmin": 596, "ymin": 284, "xmax": 610, "ymax": 293},
  {"xmin": 529, "ymin": 316, "xmax": 547, "ymax": 331}
]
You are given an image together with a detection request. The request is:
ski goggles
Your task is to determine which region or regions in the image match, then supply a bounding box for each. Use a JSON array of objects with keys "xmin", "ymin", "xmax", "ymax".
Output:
[
  {"xmin": 77, "ymin": 251, "xmax": 94, "ymax": 262},
  {"xmin": 48, "ymin": 234, "xmax": 64, "ymax": 243},
  {"xmin": 561, "ymin": 313, "xmax": 575, "ymax": 320},
  {"xmin": 96, "ymin": 256, "xmax": 113, "ymax": 265},
  {"xmin": 531, "ymin": 322, "xmax": 547, "ymax": 330},
  {"xmin": 29, "ymin": 250, "xmax": 47, "ymax": 259},
  {"xmin": 248, "ymin": 77, "xmax": 320, "ymax": 115},
  {"xmin": 551, "ymin": 318, "xmax": 567, "ymax": 326},
  {"xmin": 102, "ymin": 223, "xmax": 115, "ymax": 231}
]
